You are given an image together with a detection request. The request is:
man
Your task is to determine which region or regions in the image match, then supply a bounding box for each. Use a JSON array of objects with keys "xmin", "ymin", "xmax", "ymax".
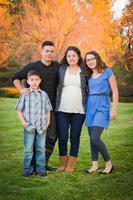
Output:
[{"xmin": 12, "ymin": 41, "xmax": 59, "ymax": 171}]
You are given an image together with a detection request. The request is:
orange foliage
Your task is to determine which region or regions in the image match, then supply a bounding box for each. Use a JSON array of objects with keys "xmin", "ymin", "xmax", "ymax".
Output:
[
  {"xmin": 116, "ymin": 0, "xmax": 133, "ymax": 70},
  {"xmin": 0, "ymin": 0, "xmax": 125, "ymax": 67}
]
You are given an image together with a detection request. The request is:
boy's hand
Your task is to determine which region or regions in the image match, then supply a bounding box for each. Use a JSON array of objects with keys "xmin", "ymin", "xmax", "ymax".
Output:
[
  {"xmin": 22, "ymin": 121, "xmax": 26, "ymax": 128},
  {"xmin": 43, "ymin": 121, "xmax": 50, "ymax": 131},
  {"xmin": 20, "ymin": 88, "xmax": 29, "ymax": 96}
]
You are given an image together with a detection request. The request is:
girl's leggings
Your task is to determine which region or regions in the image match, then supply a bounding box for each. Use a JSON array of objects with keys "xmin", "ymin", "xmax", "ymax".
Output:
[{"xmin": 88, "ymin": 126, "xmax": 110, "ymax": 162}]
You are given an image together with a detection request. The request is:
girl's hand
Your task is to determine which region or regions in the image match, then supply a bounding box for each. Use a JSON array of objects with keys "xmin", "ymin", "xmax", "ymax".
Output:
[{"xmin": 110, "ymin": 111, "xmax": 117, "ymax": 120}]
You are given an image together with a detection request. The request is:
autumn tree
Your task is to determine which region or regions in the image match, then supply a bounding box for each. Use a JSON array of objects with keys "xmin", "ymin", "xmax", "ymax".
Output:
[
  {"xmin": 120, "ymin": 0, "xmax": 133, "ymax": 70},
  {"xmin": 0, "ymin": 0, "xmax": 123, "ymax": 67},
  {"xmin": 111, "ymin": 0, "xmax": 133, "ymax": 97}
]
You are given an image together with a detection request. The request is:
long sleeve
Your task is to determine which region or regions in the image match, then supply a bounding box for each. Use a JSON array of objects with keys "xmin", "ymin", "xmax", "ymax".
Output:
[{"xmin": 12, "ymin": 63, "xmax": 34, "ymax": 82}]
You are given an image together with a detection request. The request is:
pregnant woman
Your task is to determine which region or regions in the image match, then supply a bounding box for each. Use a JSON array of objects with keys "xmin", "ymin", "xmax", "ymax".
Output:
[{"xmin": 56, "ymin": 46, "xmax": 86, "ymax": 174}]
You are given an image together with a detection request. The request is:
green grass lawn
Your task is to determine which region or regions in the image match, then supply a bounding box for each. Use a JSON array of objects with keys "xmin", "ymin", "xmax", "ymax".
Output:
[{"xmin": 0, "ymin": 98, "xmax": 133, "ymax": 200}]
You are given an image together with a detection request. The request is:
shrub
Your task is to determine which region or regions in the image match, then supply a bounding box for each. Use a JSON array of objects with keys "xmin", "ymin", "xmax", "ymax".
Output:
[
  {"xmin": 0, "ymin": 87, "xmax": 19, "ymax": 98},
  {"xmin": 113, "ymin": 63, "xmax": 133, "ymax": 97}
]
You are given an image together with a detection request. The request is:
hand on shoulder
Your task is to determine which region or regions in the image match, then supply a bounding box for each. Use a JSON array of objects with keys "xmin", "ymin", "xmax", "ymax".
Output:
[{"xmin": 20, "ymin": 88, "xmax": 29, "ymax": 96}]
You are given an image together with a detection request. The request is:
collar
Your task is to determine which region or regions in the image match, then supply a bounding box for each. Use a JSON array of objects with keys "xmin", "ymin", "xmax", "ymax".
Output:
[
  {"xmin": 29, "ymin": 87, "xmax": 41, "ymax": 93},
  {"xmin": 62, "ymin": 64, "xmax": 83, "ymax": 71}
]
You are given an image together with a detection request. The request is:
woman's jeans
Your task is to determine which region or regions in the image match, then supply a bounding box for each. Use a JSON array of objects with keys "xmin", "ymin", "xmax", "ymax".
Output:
[
  {"xmin": 23, "ymin": 129, "xmax": 46, "ymax": 173},
  {"xmin": 88, "ymin": 126, "xmax": 110, "ymax": 162},
  {"xmin": 56, "ymin": 112, "xmax": 85, "ymax": 157}
]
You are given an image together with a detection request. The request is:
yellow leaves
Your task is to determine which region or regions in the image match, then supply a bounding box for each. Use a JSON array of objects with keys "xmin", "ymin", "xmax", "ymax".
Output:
[
  {"xmin": 32, "ymin": 29, "xmax": 40, "ymax": 38},
  {"xmin": 0, "ymin": 0, "xmax": 16, "ymax": 10},
  {"xmin": 0, "ymin": 0, "xmax": 129, "ymax": 67},
  {"xmin": 0, "ymin": 87, "xmax": 19, "ymax": 97},
  {"xmin": 0, "ymin": 0, "xmax": 11, "ymax": 4},
  {"xmin": 113, "ymin": 35, "xmax": 123, "ymax": 46},
  {"xmin": 0, "ymin": 8, "xmax": 11, "ymax": 27}
]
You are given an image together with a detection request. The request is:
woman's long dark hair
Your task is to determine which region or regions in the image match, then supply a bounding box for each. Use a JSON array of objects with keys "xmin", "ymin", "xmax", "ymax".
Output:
[
  {"xmin": 84, "ymin": 50, "xmax": 107, "ymax": 77},
  {"xmin": 60, "ymin": 46, "xmax": 83, "ymax": 66}
]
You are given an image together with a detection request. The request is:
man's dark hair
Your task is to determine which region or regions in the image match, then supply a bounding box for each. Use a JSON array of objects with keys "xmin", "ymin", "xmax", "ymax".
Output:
[
  {"xmin": 27, "ymin": 70, "xmax": 41, "ymax": 79},
  {"xmin": 42, "ymin": 41, "xmax": 55, "ymax": 48}
]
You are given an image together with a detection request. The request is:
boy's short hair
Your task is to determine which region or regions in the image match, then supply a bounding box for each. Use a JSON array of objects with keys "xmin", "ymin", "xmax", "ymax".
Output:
[
  {"xmin": 27, "ymin": 70, "xmax": 41, "ymax": 79},
  {"xmin": 42, "ymin": 41, "xmax": 55, "ymax": 48}
]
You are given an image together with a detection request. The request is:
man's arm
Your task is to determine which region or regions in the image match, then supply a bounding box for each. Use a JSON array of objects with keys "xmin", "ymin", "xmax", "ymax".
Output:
[
  {"xmin": 14, "ymin": 79, "xmax": 29, "ymax": 95},
  {"xmin": 12, "ymin": 63, "xmax": 32, "ymax": 95}
]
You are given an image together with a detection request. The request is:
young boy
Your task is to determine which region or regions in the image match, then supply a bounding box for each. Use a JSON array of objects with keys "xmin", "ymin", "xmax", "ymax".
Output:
[{"xmin": 16, "ymin": 70, "xmax": 52, "ymax": 177}]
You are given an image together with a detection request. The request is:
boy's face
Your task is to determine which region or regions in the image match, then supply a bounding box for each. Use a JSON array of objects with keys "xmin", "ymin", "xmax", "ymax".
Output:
[
  {"xmin": 41, "ymin": 45, "xmax": 55, "ymax": 62},
  {"xmin": 27, "ymin": 75, "xmax": 41, "ymax": 90}
]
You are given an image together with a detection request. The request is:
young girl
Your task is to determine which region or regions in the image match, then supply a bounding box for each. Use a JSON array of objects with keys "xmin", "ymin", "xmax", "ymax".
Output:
[{"xmin": 84, "ymin": 51, "xmax": 118, "ymax": 174}]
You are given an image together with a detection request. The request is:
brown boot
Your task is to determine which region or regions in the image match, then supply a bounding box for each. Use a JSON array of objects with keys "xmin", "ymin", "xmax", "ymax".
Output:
[
  {"xmin": 57, "ymin": 156, "xmax": 68, "ymax": 172},
  {"xmin": 65, "ymin": 156, "xmax": 77, "ymax": 174}
]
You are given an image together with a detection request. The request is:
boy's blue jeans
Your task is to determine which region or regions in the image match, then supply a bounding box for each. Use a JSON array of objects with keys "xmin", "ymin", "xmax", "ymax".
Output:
[{"xmin": 23, "ymin": 129, "xmax": 46, "ymax": 173}]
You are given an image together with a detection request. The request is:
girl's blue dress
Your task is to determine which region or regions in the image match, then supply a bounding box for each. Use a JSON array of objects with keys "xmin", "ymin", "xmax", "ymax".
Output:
[{"xmin": 85, "ymin": 68, "xmax": 113, "ymax": 128}]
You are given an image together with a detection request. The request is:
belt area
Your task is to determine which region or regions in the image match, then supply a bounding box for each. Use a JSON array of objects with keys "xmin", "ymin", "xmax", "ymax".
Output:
[{"xmin": 90, "ymin": 93, "xmax": 108, "ymax": 96}]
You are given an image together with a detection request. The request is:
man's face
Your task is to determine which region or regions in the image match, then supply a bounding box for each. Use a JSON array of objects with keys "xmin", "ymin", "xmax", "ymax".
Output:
[{"xmin": 41, "ymin": 45, "xmax": 55, "ymax": 62}]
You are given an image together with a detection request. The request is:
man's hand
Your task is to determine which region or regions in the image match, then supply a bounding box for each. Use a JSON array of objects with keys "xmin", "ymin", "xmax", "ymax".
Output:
[
  {"xmin": 20, "ymin": 88, "xmax": 29, "ymax": 95},
  {"xmin": 14, "ymin": 79, "xmax": 29, "ymax": 96}
]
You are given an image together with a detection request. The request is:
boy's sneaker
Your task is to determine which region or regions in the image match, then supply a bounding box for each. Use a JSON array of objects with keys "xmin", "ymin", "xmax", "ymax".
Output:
[
  {"xmin": 23, "ymin": 171, "xmax": 31, "ymax": 177},
  {"xmin": 30, "ymin": 169, "xmax": 37, "ymax": 175},
  {"xmin": 38, "ymin": 171, "xmax": 47, "ymax": 177}
]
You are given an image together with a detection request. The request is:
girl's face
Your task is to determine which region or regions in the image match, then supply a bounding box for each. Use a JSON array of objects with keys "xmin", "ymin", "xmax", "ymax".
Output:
[
  {"xmin": 86, "ymin": 54, "xmax": 97, "ymax": 69},
  {"xmin": 66, "ymin": 50, "xmax": 79, "ymax": 66}
]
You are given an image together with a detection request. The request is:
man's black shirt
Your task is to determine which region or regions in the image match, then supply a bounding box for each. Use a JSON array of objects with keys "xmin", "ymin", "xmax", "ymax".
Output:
[{"xmin": 12, "ymin": 60, "xmax": 59, "ymax": 109}]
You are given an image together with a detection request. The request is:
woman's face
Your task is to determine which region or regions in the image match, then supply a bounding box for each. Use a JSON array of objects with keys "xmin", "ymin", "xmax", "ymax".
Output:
[
  {"xmin": 85, "ymin": 54, "xmax": 97, "ymax": 69},
  {"xmin": 66, "ymin": 50, "xmax": 79, "ymax": 66}
]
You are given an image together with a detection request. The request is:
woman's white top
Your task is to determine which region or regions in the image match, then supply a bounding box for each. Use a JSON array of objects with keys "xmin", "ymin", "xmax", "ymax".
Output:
[{"xmin": 58, "ymin": 68, "xmax": 85, "ymax": 114}]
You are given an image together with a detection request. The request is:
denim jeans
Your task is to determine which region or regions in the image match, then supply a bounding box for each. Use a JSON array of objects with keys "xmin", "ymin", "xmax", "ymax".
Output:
[
  {"xmin": 31, "ymin": 111, "xmax": 57, "ymax": 170},
  {"xmin": 23, "ymin": 129, "xmax": 46, "ymax": 173},
  {"xmin": 56, "ymin": 112, "xmax": 85, "ymax": 157}
]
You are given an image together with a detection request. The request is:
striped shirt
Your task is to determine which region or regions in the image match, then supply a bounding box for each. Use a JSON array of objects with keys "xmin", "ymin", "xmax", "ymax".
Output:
[{"xmin": 16, "ymin": 87, "xmax": 52, "ymax": 134}]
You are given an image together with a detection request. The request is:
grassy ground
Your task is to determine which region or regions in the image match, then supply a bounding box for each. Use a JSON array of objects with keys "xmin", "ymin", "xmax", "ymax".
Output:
[{"xmin": 0, "ymin": 97, "xmax": 133, "ymax": 200}]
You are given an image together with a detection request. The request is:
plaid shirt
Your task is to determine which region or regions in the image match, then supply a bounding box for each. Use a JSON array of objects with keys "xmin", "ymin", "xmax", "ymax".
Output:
[{"xmin": 16, "ymin": 88, "xmax": 52, "ymax": 134}]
